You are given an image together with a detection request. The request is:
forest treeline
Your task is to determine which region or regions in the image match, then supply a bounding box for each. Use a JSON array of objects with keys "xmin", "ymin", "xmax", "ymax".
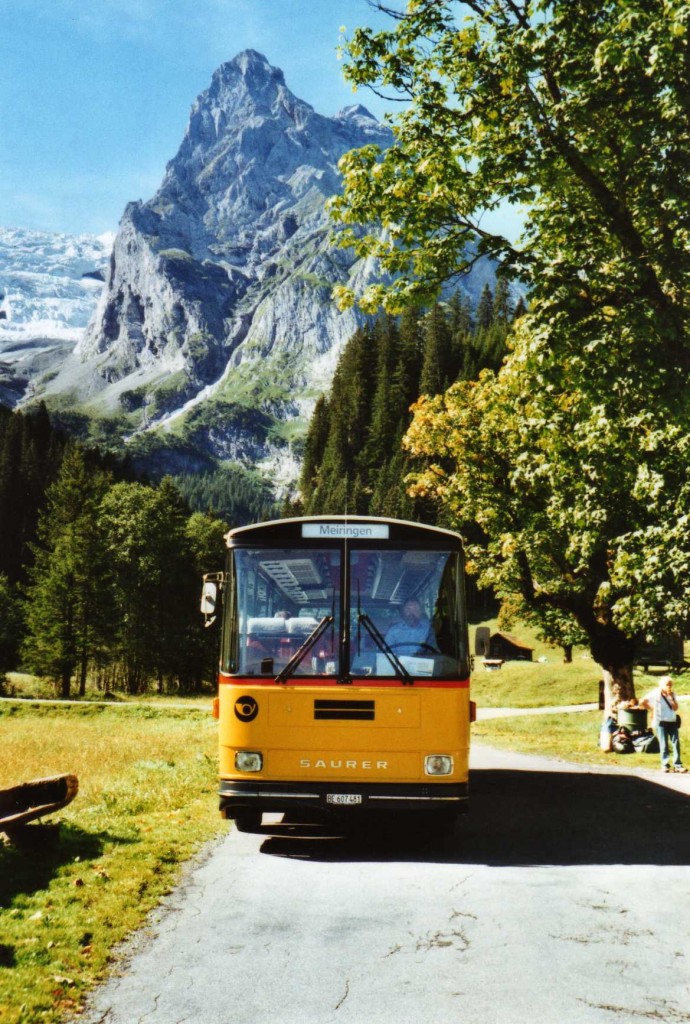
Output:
[
  {"xmin": 0, "ymin": 281, "xmax": 516, "ymax": 694},
  {"xmin": 299, "ymin": 282, "xmax": 521, "ymax": 519},
  {"xmin": 0, "ymin": 405, "xmax": 227, "ymax": 696}
]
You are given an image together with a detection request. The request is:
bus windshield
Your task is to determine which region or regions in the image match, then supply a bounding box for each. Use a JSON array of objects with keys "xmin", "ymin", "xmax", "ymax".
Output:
[
  {"xmin": 228, "ymin": 548, "xmax": 341, "ymax": 678},
  {"xmin": 349, "ymin": 548, "xmax": 465, "ymax": 678},
  {"xmin": 223, "ymin": 543, "xmax": 466, "ymax": 680}
]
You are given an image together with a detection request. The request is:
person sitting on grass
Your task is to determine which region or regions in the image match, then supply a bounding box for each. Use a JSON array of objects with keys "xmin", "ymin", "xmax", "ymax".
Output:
[{"xmin": 640, "ymin": 675, "xmax": 688, "ymax": 774}]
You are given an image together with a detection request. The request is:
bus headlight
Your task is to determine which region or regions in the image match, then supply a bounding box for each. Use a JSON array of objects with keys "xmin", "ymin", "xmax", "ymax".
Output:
[
  {"xmin": 235, "ymin": 751, "xmax": 263, "ymax": 773},
  {"xmin": 425, "ymin": 754, "xmax": 453, "ymax": 776}
]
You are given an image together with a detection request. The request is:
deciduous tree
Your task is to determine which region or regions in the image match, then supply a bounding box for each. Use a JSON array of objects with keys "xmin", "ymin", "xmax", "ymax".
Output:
[{"xmin": 332, "ymin": 0, "xmax": 690, "ymax": 705}]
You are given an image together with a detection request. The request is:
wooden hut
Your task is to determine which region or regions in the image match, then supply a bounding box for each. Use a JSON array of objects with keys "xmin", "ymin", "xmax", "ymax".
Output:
[{"xmin": 488, "ymin": 632, "xmax": 534, "ymax": 662}]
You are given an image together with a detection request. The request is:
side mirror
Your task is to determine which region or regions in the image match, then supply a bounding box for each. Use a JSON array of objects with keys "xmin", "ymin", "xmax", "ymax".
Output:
[
  {"xmin": 201, "ymin": 580, "xmax": 218, "ymax": 625},
  {"xmin": 475, "ymin": 626, "xmax": 491, "ymax": 657}
]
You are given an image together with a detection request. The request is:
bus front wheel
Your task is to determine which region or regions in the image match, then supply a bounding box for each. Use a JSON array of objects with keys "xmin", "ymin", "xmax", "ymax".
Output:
[{"xmin": 233, "ymin": 810, "xmax": 263, "ymax": 833}]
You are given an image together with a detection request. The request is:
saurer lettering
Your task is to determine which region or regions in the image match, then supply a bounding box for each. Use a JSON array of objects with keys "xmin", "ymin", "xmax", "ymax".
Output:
[{"xmin": 300, "ymin": 759, "xmax": 389, "ymax": 770}]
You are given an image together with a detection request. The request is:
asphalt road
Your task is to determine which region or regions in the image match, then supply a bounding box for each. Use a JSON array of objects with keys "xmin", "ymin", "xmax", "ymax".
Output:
[{"xmin": 75, "ymin": 744, "xmax": 690, "ymax": 1024}]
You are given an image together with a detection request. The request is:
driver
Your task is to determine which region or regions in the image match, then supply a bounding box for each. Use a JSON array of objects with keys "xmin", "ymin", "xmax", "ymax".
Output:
[{"xmin": 385, "ymin": 599, "xmax": 436, "ymax": 655}]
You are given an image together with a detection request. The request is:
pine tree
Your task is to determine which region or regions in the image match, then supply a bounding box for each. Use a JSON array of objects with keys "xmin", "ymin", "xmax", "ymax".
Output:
[
  {"xmin": 447, "ymin": 291, "xmax": 473, "ymax": 337},
  {"xmin": 22, "ymin": 446, "xmax": 112, "ymax": 698},
  {"xmin": 492, "ymin": 276, "xmax": 514, "ymax": 325},
  {"xmin": 419, "ymin": 305, "xmax": 453, "ymax": 396},
  {"xmin": 98, "ymin": 478, "xmax": 215, "ymax": 693},
  {"xmin": 0, "ymin": 412, "xmax": 25, "ymax": 583},
  {"xmin": 395, "ymin": 307, "xmax": 424, "ymax": 411},
  {"xmin": 475, "ymin": 284, "xmax": 494, "ymax": 332},
  {"xmin": 300, "ymin": 395, "xmax": 331, "ymax": 509},
  {"xmin": 298, "ymin": 286, "xmax": 521, "ymax": 531},
  {"xmin": 309, "ymin": 325, "xmax": 376, "ymax": 513},
  {"xmin": 360, "ymin": 316, "xmax": 403, "ymax": 476},
  {"xmin": 0, "ymin": 574, "xmax": 21, "ymax": 688}
]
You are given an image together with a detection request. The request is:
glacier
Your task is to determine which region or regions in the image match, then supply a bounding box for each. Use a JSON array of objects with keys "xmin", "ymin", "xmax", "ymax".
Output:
[{"xmin": 0, "ymin": 227, "xmax": 112, "ymax": 406}]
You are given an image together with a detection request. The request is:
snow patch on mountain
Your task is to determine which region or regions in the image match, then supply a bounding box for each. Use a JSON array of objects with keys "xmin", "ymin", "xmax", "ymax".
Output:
[{"xmin": 0, "ymin": 227, "xmax": 112, "ymax": 404}]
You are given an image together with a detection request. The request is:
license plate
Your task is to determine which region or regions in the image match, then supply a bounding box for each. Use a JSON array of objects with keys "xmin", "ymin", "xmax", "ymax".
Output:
[{"xmin": 327, "ymin": 793, "xmax": 362, "ymax": 805}]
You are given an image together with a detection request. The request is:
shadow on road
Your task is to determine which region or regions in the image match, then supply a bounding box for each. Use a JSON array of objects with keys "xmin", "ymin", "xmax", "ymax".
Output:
[{"xmin": 257, "ymin": 769, "xmax": 690, "ymax": 866}]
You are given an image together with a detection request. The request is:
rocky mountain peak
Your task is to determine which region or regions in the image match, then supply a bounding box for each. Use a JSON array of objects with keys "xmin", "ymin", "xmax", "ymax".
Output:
[
  {"xmin": 335, "ymin": 103, "xmax": 379, "ymax": 124},
  {"xmin": 167, "ymin": 50, "xmax": 314, "ymax": 178},
  {"xmin": 211, "ymin": 49, "xmax": 291, "ymax": 107},
  {"xmin": 21, "ymin": 52, "xmax": 493, "ymax": 485},
  {"xmin": 202, "ymin": 49, "xmax": 309, "ymax": 126}
]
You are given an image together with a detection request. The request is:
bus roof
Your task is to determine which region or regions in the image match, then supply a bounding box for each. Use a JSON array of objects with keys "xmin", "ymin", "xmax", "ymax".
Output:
[{"xmin": 225, "ymin": 515, "xmax": 462, "ymax": 548}]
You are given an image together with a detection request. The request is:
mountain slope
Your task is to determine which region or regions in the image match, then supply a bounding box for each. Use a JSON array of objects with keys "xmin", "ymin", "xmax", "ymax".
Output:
[
  {"xmin": 14, "ymin": 51, "xmax": 498, "ymax": 484},
  {"xmin": 37, "ymin": 53, "xmax": 392, "ymax": 461}
]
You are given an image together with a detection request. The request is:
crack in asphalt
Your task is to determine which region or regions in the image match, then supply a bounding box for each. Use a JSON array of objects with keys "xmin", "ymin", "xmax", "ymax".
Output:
[
  {"xmin": 578, "ymin": 997, "xmax": 690, "ymax": 1021},
  {"xmin": 451, "ymin": 907, "xmax": 478, "ymax": 921},
  {"xmin": 415, "ymin": 928, "xmax": 469, "ymax": 954},
  {"xmin": 137, "ymin": 989, "xmax": 161, "ymax": 1024},
  {"xmin": 334, "ymin": 980, "xmax": 350, "ymax": 1012},
  {"xmin": 448, "ymin": 874, "xmax": 472, "ymax": 893},
  {"xmin": 382, "ymin": 943, "xmax": 403, "ymax": 958},
  {"xmin": 90, "ymin": 1011, "xmax": 113, "ymax": 1024}
]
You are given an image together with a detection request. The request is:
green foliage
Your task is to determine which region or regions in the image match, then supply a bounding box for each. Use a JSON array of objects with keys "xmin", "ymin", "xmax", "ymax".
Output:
[
  {"xmin": 0, "ymin": 574, "xmax": 21, "ymax": 685},
  {"xmin": 499, "ymin": 594, "xmax": 588, "ymax": 664},
  {"xmin": 170, "ymin": 464, "xmax": 277, "ymax": 528},
  {"xmin": 98, "ymin": 480, "xmax": 209, "ymax": 694},
  {"xmin": 147, "ymin": 371, "xmax": 191, "ymax": 417},
  {"xmin": 405, "ymin": 306, "xmax": 690, "ymax": 697},
  {"xmin": 332, "ymin": 0, "xmax": 690, "ymax": 701},
  {"xmin": 0, "ymin": 405, "xmax": 226, "ymax": 693},
  {"xmin": 300, "ymin": 290, "xmax": 515, "ymax": 521},
  {"xmin": 22, "ymin": 448, "xmax": 113, "ymax": 699},
  {"xmin": 182, "ymin": 399, "xmax": 274, "ymax": 444},
  {"xmin": 119, "ymin": 387, "xmax": 147, "ymax": 412},
  {"xmin": 333, "ymin": 0, "xmax": 690, "ymax": 317},
  {"xmin": 0, "ymin": 403, "xmax": 65, "ymax": 585}
]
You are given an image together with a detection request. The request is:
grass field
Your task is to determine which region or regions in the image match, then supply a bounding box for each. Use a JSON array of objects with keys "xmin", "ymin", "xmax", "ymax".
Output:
[
  {"xmin": 469, "ymin": 617, "xmax": 689, "ymax": 769},
  {"xmin": 468, "ymin": 617, "xmax": 690, "ymax": 707},
  {"xmin": 472, "ymin": 708, "xmax": 688, "ymax": 770},
  {"xmin": 1, "ymin": 622, "xmax": 687, "ymax": 1023},
  {"xmin": 0, "ymin": 702, "xmax": 226, "ymax": 1024}
]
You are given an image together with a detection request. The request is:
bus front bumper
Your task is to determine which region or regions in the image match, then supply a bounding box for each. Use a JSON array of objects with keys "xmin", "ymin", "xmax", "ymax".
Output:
[{"xmin": 219, "ymin": 779, "xmax": 469, "ymax": 817}]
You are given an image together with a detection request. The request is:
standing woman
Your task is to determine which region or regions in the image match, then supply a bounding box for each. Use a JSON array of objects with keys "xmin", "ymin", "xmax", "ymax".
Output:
[{"xmin": 641, "ymin": 676, "xmax": 688, "ymax": 774}]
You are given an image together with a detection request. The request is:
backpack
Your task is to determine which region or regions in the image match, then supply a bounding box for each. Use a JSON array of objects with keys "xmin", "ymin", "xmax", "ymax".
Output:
[
  {"xmin": 632, "ymin": 730, "xmax": 660, "ymax": 755},
  {"xmin": 612, "ymin": 727, "xmax": 634, "ymax": 754}
]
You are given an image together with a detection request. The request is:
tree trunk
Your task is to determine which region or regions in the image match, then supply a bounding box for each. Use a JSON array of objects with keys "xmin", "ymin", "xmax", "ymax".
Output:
[
  {"xmin": 599, "ymin": 663, "xmax": 635, "ymax": 717},
  {"xmin": 61, "ymin": 667, "xmax": 71, "ymax": 700},
  {"xmin": 79, "ymin": 651, "xmax": 87, "ymax": 697},
  {"xmin": 562, "ymin": 644, "xmax": 573, "ymax": 664},
  {"xmin": 577, "ymin": 613, "xmax": 637, "ymax": 714}
]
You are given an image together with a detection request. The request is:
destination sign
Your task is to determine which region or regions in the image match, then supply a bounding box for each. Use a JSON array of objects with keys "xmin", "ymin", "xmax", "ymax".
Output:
[{"xmin": 301, "ymin": 523, "xmax": 390, "ymax": 540}]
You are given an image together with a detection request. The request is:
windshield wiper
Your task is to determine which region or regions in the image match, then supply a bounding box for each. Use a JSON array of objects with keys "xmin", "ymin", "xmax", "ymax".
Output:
[
  {"xmin": 357, "ymin": 612, "xmax": 413, "ymax": 685},
  {"xmin": 274, "ymin": 614, "xmax": 334, "ymax": 685}
]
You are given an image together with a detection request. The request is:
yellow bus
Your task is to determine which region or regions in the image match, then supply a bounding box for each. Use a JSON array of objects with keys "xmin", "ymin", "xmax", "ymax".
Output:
[{"xmin": 202, "ymin": 516, "xmax": 473, "ymax": 832}]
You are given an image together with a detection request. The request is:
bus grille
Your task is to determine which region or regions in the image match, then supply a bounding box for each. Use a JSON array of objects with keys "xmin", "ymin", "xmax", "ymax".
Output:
[{"xmin": 314, "ymin": 699, "xmax": 375, "ymax": 721}]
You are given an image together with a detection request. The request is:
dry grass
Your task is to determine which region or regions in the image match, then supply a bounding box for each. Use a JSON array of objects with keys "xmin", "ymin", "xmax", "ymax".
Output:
[
  {"xmin": 0, "ymin": 703, "xmax": 214, "ymax": 794},
  {"xmin": 0, "ymin": 703, "xmax": 226, "ymax": 1024}
]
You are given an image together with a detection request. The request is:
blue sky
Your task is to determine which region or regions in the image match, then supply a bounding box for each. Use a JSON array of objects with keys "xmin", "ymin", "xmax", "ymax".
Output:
[{"xmin": 1, "ymin": 0, "xmax": 394, "ymax": 236}]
